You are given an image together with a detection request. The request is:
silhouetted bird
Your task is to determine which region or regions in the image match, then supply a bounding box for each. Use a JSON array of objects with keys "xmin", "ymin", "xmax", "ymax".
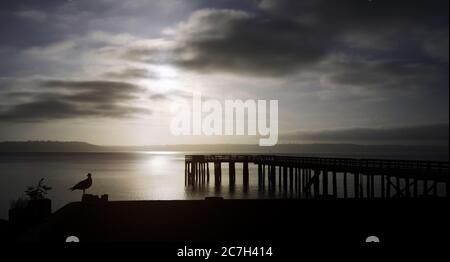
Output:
[{"xmin": 70, "ymin": 173, "xmax": 92, "ymax": 194}]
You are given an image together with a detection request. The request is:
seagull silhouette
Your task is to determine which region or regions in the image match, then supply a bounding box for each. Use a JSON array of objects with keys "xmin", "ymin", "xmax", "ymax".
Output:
[{"xmin": 70, "ymin": 173, "xmax": 92, "ymax": 194}]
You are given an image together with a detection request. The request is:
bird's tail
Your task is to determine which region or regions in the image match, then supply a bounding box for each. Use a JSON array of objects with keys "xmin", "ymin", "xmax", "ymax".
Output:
[{"xmin": 68, "ymin": 187, "xmax": 74, "ymax": 191}]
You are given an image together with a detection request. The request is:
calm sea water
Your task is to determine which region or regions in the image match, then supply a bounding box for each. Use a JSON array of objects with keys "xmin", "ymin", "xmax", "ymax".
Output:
[
  {"xmin": 0, "ymin": 152, "xmax": 261, "ymax": 219},
  {"xmin": 0, "ymin": 151, "xmax": 447, "ymax": 219}
]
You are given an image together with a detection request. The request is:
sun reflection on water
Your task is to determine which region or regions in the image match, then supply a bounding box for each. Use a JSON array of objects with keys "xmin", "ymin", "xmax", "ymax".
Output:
[{"xmin": 146, "ymin": 155, "xmax": 170, "ymax": 171}]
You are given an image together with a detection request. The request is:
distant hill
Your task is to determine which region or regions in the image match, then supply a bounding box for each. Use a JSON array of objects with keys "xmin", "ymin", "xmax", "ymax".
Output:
[
  {"xmin": 110, "ymin": 143, "xmax": 449, "ymax": 154},
  {"xmin": 0, "ymin": 141, "xmax": 103, "ymax": 152},
  {"xmin": 109, "ymin": 144, "xmax": 449, "ymax": 161},
  {"xmin": 0, "ymin": 141, "xmax": 448, "ymax": 161}
]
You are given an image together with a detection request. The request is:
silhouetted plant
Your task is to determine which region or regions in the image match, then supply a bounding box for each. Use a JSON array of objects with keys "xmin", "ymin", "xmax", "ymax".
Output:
[{"xmin": 25, "ymin": 178, "xmax": 52, "ymax": 200}]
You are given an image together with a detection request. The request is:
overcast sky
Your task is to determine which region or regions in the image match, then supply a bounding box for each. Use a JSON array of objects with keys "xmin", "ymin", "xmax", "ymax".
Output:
[{"xmin": 0, "ymin": 0, "xmax": 448, "ymax": 145}]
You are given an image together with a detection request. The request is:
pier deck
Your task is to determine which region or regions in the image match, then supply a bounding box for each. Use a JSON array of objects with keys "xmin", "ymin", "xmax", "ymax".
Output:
[{"xmin": 185, "ymin": 155, "xmax": 449, "ymax": 198}]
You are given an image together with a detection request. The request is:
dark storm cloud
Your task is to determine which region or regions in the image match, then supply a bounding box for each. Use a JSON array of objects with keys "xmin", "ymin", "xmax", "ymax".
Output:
[
  {"xmin": 257, "ymin": 0, "xmax": 448, "ymax": 35},
  {"xmin": 257, "ymin": 0, "xmax": 449, "ymax": 62},
  {"xmin": 41, "ymin": 79, "xmax": 141, "ymax": 92},
  {"xmin": 0, "ymin": 99, "xmax": 149, "ymax": 122},
  {"xmin": 172, "ymin": 9, "xmax": 329, "ymax": 76},
  {"xmin": 282, "ymin": 124, "xmax": 449, "ymax": 144},
  {"xmin": 123, "ymin": 0, "xmax": 448, "ymax": 78},
  {"xmin": 123, "ymin": 9, "xmax": 331, "ymax": 76},
  {"xmin": 322, "ymin": 59, "xmax": 449, "ymax": 93},
  {"xmin": 0, "ymin": 100, "xmax": 95, "ymax": 122},
  {"xmin": 0, "ymin": 80, "xmax": 151, "ymax": 122}
]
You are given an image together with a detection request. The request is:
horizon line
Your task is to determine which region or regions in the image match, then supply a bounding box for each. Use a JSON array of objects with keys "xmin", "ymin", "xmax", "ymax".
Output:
[{"xmin": 0, "ymin": 140, "xmax": 448, "ymax": 148}]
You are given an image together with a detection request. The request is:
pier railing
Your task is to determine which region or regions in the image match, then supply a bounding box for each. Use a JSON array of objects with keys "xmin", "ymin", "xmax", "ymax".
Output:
[{"xmin": 185, "ymin": 155, "xmax": 449, "ymax": 199}]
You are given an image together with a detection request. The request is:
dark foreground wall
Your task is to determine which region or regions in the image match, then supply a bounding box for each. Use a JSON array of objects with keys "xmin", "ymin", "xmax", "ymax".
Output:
[{"xmin": 17, "ymin": 199, "xmax": 448, "ymax": 248}]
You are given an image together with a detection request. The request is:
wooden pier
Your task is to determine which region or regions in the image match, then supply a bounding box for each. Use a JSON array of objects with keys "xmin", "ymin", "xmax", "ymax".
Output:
[{"xmin": 185, "ymin": 155, "xmax": 449, "ymax": 198}]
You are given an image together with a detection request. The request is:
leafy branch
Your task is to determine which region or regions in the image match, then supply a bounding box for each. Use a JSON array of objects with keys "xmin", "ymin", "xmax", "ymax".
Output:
[{"xmin": 25, "ymin": 178, "xmax": 52, "ymax": 200}]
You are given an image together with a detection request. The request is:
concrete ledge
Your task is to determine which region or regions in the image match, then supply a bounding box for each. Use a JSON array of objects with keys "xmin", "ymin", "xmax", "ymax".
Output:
[{"xmin": 18, "ymin": 198, "xmax": 448, "ymax": 243}]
